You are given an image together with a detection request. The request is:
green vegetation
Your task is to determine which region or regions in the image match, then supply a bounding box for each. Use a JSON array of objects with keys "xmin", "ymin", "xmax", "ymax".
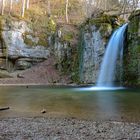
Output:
[{"xmin": 62, "ymin": 32, "xmax": 74, "ymax": 42}]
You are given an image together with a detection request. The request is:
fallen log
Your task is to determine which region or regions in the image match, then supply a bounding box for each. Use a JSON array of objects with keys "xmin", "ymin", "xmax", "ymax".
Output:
[{"xmin": 0, "ymin": 107, "xmax": 10, "ymax": 111}]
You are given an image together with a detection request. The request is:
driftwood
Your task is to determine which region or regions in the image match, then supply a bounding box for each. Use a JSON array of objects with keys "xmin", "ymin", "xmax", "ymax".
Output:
[{"xmin": 0, "ymin": 107, "xmax": 10, "ymax": 111}]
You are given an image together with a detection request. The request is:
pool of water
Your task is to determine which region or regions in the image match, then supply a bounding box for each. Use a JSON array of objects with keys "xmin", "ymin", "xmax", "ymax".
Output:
[{"xmin": 0, "ymin": 86, "xmax": 140, "ymax": 122}]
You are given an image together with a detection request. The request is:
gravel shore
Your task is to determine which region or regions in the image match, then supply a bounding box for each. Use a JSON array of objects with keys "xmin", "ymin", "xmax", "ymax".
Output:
[{"xmin": 0, "ymin": 117, "xmax": 140, "ymax": 140}]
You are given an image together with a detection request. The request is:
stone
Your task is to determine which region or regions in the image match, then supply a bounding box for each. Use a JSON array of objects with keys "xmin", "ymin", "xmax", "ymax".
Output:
[
  {"xmin": 15, "ymin": 60, "xmax": 32, "ymax": 70},
  {"xmin": 17, "ymin": 74, "xmax": 24, "ymax": 78},
  {"xmin": 41, "ymin": 109, "xmax": 46, "ymax": 114}
]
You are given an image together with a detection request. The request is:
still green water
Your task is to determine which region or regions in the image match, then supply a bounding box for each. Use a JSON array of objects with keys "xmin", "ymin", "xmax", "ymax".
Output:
[{"xmin": 0, "ymin": 86, "xmax": 140, "ymax": 122}]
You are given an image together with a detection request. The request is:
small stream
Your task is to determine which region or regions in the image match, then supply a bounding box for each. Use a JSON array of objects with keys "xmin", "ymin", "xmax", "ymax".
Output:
[{"xmin": 0, "ymin": 86, "xmax": 140, "ymax": 122}]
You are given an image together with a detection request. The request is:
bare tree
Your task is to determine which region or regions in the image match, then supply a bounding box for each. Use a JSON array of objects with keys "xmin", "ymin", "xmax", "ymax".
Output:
[
  {"xmin": 1, "ymin": 0, "xmax": 5, "ymax": 15},
  {"xmin": 65, "ymin": 0, "xmax": 69, "ymax": 23},
  {"xmin": 47, "ymin": 0, "xmax": 51, "ymax": 16},
  {"xmin": 26, "ymin": 0, "xmax": 30, "ymax": 10},
  {"xmin": 21, "ymin": 0, "xmax": 26, "ymax": 17},
  {"xmin": 9, "ymin": 0, "xmax": 13, "ymax": 15}
]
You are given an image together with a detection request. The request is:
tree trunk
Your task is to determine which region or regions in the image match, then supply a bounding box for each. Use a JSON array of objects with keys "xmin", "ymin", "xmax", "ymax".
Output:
[
  {"xmin": 1, "ymin": 0, "xmax": 5, "ymax": 15},
  {"xmin": 9, "ymin": 0, "xmax": 13, "ymax": 15},
  {"xmin": 21, "ymin": 0, "xmax": 26, "ymax": 17},
  {"xmin": 65, "ymin": 0, "xmax": 69, "ymax": 23},
  {"xmin": 26, "ymin": 0, "xmax": 30, "ymax": 10},
  {"xmin": 104, "ymin": 0, "xmax": 107, "ymax": 11},
  {"xmin": 47, "ymin": 0, "xmax": 51, "ymax": 16}
]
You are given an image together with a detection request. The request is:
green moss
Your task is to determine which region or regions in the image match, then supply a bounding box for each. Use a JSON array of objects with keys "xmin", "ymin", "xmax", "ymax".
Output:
[
  {"xmin": 128, "ymin": 17, "xmax": 139, "ymax": 34},
  {"xmin": 23, "ymin": 32, "xmax": 48, "ymax": 47},
  {"xmin": 47, "ymin": 18, "xmax": 56, "ymax": 33},
  {"xmin": 24, "ymin": 37, "xmax": 36, "ymax": 46},
  {"xmin": 99, "ymin": 23, "xmax": 112, "ymax": 36},
  {"xmin": 132, "ymin": 45, "xmax": 140, "ymax": 54},
  {"xmin": 38, "ymin": 34, "xmax": 48, "ymax": 47},
  {"xmin": 124, "ymin": 11, "xmax": 140, "ymax": 86},
  {"xmin": 89, "ymin": 15, "xmax": 111, "ymax": 25},
  {"xmin": 63, "ymin": 32, "xmax": 74, "ymax": 42},
  {"xmin": 129, "ymin": 10, "xmax": 140, "ymax": 20},
  {"xmin": 89, "ymin": 14, "xmax": 118, "ymax": 26},
  {"xmin": 23, "ymin": 32, "xmax": 36, "ymax": 46}
]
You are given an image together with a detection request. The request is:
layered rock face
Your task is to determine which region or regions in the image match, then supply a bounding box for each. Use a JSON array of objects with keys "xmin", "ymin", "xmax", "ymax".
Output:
[
  {"xmin": 0, "ymin": 19, "xmax": 50, "ymax": 72},
  {"xmin": 0, "ymin": 18, "xmax": 79, "ymax": 82},
  {"xmin": 80, "ymin": 26, "xmax": 106, "ymax": 84},
  {"xmin": 124, "ymin": 11, "xmax": 140, "ymax": 86},
  {"xmin": 53, "ymin": 25, "xmax": 79, "ymax": 82}
]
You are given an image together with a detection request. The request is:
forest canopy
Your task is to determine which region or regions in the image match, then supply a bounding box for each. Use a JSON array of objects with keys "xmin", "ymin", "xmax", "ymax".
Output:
[{"xmin": 0, "ymin": 0, "xmax": 140, "ymax": 24}]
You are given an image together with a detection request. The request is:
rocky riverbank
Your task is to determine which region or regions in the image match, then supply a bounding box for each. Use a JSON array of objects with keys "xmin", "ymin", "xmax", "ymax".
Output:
[{"xmin": 0, "ymin": 117, "xmax": 139, "ymax": 140}]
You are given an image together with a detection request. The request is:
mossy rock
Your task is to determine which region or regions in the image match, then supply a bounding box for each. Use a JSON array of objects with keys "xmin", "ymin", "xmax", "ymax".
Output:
[
  {"xmin": 99, "ymin": 23, "xmax": 112, "ymax": 37},
  {"xmin": 23, "ymin": 32, "xmax": 36, "ymax": 46},
  {"xmin": 128, "ymin": 16, "xmax": 139, "ymax": 34},
  {"xmin": 129, "ymin": 10, "xmax": 140, "ymax": 20},
  {"xmin": 47, "ymin": 18, "xmax": 56, "ymax": 33},
  {"xmin": 89, "ymin": 14, "xmax": 111, "ymax": 25},
  {"xmin": 38, "ymin": 33, "xmax": 48, "ymax": 47},
  {"xmin": 131, "ymin": 45, "xmax": 140, "ymax": 54},
  {"xmin": 89, "ymin": 14, "xmax": 119, "ymax": 26},
  {"xmin": 124, "ymin": 10, "xmax": 140, "ymax": 86},
  {"xmin": 23, "ymin": 32, "xmax": 48, "ymax": 47},
  {"xmin": 62, "ymin": 32, "xmax": 74, "ymax": 42}
]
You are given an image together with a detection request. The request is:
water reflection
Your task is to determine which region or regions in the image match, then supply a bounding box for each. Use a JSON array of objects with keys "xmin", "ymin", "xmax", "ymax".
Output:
[
  {"xmin": 95, "ymin": 91, "xmax": 120, "ymax": 120},
  {"xmin": 0, "ymin": 86, "xmax": 139, "ymax": 121}
]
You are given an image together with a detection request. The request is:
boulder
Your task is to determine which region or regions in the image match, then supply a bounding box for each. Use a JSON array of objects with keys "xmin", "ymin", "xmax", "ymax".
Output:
[{"xmin": 15, "ymin": 59, "xmax": 32, "ymax": 70}]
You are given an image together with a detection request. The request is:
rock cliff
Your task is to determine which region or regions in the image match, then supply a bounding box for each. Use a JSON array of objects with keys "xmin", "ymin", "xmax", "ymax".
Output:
[
  {"xmin": 79, "ymin": 14, "xmax": 120, "ymax": 84},
  {"xmin": 124, "ymin": 10, "xmax": 140, "ymax": 86},
  {"xmin": 0, "ymin": 18, "xmax": 50, "ymax": 72}
]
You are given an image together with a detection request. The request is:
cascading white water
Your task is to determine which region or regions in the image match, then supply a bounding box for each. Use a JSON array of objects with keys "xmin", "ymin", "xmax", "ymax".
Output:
[{"xmin": 97, "ymin": 23, "xmax": 128, "ymax": 87}]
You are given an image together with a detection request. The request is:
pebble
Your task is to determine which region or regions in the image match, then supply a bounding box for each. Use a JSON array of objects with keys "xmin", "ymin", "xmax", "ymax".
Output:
[
  {"xmin": 41, "ymin": 109, "xmax": 46, "ymax": 114},
  {"xmin": 17, "ymin": 74, "xmax": 24, "ymax": 78},
  {"xmin": 0, "ymin": 117, "xmax": 139, "ymax": 140}
]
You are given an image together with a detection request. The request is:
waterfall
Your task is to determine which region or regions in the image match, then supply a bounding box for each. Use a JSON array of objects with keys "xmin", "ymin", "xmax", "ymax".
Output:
[{"xmin": 97, "ymin": 23, "xmax": 128, "ymax": 87}]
